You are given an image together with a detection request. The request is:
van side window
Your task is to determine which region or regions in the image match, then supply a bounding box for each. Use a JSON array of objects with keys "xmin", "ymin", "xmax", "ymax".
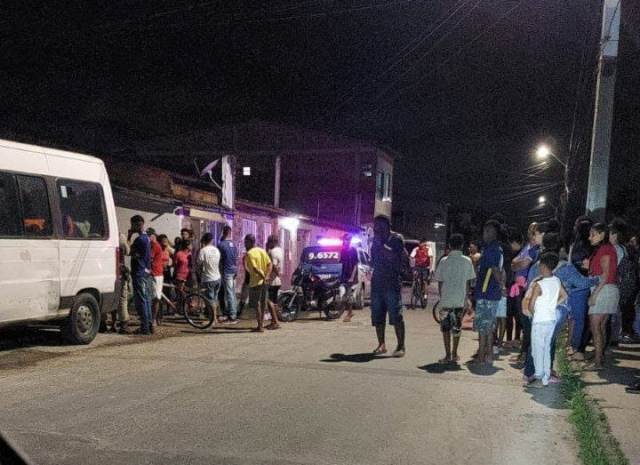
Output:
[
  {"xmin": 57, "ymin": 180, "xmax": 107, "ymax": 239},
  {"xmin": 0, "ymin": 172, "xmax": 21, "ymax": 237},
  {"xmin": 16, "ymin": 175, "xmax": 53, "ymax": 237}
]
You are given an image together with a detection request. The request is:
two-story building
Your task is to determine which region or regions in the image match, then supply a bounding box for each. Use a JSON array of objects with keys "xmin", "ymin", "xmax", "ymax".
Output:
[{"xmin": 134, "ymin": 121, "xmax": 396, "ymax": 233}]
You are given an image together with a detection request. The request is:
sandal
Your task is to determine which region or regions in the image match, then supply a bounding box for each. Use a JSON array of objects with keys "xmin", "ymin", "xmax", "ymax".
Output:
[
  {"xmin": 372, "ymin": 346, "xmax": 387, "ymax": 355},
  {"xmin": 438, "ymin": 357, "xmax": 452, "ymax": 364},
  {"xmin": 266, "ymin": 324, "xmax": 281, "ymax": 330}
]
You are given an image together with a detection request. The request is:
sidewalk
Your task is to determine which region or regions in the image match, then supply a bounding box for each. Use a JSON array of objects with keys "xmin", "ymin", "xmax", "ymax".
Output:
[{"xmin": 581, "ymin": 341, "xmax": 640, "ymax": 464}]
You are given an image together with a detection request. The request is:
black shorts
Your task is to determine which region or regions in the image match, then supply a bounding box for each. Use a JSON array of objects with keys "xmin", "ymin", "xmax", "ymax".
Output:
[
  {"xmin": 249, "ymin": 285, "xmax": 269, "ymax": 310},
  {"xmin": 268, "ymin": 286, "xmax": 281, "ymax": 303},
  {"xmin": 439, "ymin": 307, "xmax": 464, "ymax": 336}
]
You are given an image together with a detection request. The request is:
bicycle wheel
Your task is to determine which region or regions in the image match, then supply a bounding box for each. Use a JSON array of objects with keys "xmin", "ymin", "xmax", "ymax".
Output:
[
  {"xmin": 410, "ymin": 281, "xmax": 421, "ymax": 309},
  {"xmin": 419, "ymin": 283, "xmax": 427, "ymax": 309},
  {"xmin": 184, "ymin": 293, "xmax": 215, "ymax": 329},
  {"xmin": 432, "ymin": 300, "xmax": 441, "ymax": 323}
]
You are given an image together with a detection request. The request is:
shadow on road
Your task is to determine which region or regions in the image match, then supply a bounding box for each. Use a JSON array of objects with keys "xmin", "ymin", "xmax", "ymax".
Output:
[
  {"xmin": 417, "ymin": 362, "xmax": 463, "ymax": 374},
  {"xmin": 464, "ymin": 361, "xmax": 504, "ymax": 376},
  {"xmin": 0, "ymin": 327, "xmax": 64, "ymax": 352},
  {"xmin": 320, "ymin": 353, "xmax": 387, "ymax": 363},
  {"xmin": 180, "ymin": 328, "xmax": 253, "ymax": 334},
  {"xmin": 524, "ymin": 384, "xmax": 566, "ymax": 409}
]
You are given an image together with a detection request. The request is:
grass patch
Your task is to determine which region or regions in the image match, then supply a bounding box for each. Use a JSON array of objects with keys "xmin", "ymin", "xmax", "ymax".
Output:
[{"xmin": 557, "ymin": 342, "xmax": 629, "ymax": 465}]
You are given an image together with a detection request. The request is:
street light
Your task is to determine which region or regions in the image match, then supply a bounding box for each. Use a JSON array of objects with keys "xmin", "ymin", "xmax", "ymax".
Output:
[
  {"xmin": 536, "ymin": 145, "xmax": 551, "ymax": 160},
  {"xmin": 535, "ymin": 144, "xmax": 566, "ymax": 168},
  {"xmin": 538, "ymin": 195, "xmax": 546, "ymax": 205}
]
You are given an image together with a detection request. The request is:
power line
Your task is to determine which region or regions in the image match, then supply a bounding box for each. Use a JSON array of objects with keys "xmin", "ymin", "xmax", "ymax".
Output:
[{"xmin": 325, "ymin": 0, "xmax": 478, "ymax": 118}]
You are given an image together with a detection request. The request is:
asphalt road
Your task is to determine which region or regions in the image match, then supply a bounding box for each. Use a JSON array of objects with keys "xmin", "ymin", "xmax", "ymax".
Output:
[{"xmin": 0, "ymin": 307, "xmax": 578, "ymax": 465}]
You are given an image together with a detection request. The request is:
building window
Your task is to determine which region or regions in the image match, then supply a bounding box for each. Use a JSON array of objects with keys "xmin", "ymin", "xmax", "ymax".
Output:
[
  {"xmin": 263, "ymin": 222, "xmax": 273, "ymax": 247},
  {"xmin": 383, "ymin": 172, "xmax": 392, "ymax": 201},
  {"xmin": 57, "ymin": 180, "xmax": 107, "ymax": 239},
  {"xmin": 376, "ymin": 171, "xmax": 384, "ymax": 200},
  {"xmin": 376, "ymin": 171, "xmax": 392, "ymax": 202},
  {"xmin": 241, "ymin": 218, "xmax": 257, "ymax": 242}
]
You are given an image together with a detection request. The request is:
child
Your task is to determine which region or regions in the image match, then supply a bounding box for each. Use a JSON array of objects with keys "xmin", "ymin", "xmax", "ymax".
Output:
[{"xmin": 525, "ymin": 252, "xmax": 567, "ymax": 386}]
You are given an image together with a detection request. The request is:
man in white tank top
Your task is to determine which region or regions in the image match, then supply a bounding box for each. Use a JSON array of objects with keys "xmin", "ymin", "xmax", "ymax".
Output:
[{"xmin": 526, "ymin": 252, "xmax": 567, "ymax": 386}]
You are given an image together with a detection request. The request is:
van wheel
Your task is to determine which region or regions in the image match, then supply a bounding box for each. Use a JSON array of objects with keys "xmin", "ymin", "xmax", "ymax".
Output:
[{"xmin": 62, "ymin": 293, "xmax": 100, "ymax": 345}]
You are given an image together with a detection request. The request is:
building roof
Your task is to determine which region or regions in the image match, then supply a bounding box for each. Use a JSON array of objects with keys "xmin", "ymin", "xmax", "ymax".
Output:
[{"xmin": 136, "ymin": 120, "xmax": 398, "ymax": 162}]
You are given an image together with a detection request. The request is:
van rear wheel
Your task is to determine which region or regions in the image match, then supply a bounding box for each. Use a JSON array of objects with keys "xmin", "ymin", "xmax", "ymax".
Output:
[{"xmin": 62, "ymin": 293, "xmax": 100, "ymax": 345}]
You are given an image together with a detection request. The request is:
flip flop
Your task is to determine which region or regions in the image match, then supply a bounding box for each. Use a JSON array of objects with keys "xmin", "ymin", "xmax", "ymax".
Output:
[
  {"xmin": 438, "ymin": 357, "xmax": 452, "ymax": 364},
  {"xmin": 372, "ymin": 347, "xmax": 387, "ymax": 355}
]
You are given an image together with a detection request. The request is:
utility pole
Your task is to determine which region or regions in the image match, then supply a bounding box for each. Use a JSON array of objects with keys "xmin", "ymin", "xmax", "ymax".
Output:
[{"xmin": 585, "ymin": 0, "xmax": 621, "ymax": 222}]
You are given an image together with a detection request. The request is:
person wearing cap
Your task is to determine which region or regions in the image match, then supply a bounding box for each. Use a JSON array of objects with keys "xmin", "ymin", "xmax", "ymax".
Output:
[{"xmin": 147, "ymin": 228, "xmax": 168, "ymax": 330}]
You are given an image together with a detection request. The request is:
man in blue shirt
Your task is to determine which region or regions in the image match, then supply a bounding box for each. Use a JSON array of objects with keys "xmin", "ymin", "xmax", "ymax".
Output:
[
  {"xmin": 370, "ymin": 216, "xmax": 407, "ymax": 357},
  {"xmin": 474, "ymin": 220, "xmax": 505, "ymax": 364},
  {"xmin": 218, "ymin": 225, "xmax": 239, "ymax": 323},
  {"xmin": 128, "ymin": 215, "xmax": 153, "ymax": 335}
]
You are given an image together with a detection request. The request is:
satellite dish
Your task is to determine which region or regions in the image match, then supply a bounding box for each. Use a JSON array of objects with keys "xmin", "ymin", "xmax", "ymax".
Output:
[{"xmin": 199, "ymin": 159, "xmax": 220, "ymax": 177}]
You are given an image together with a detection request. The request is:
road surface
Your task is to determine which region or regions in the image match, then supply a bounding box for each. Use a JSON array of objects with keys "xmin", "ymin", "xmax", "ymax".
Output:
[{"xmin": 0, "ymin": 308, "xmax": 578, "ymax": 465}]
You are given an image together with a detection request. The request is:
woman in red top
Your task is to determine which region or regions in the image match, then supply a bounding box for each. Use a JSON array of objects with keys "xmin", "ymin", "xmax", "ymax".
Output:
[
  {"xmin": 174, "ymin": 240, "xmax": 193, "ymax": 298},
  {"xmin": 587, "ymin": 223, "xmax": 619, "ymax": 369}
]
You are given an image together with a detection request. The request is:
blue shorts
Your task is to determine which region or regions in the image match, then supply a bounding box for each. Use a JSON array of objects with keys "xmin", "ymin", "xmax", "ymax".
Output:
[
  {"xmin": 474, "ymin": 299, "xmax": 498, "ymax": 334},
  {"xmin": 371, "ymin": 287, "xmax": 403, "ymax": 326}
]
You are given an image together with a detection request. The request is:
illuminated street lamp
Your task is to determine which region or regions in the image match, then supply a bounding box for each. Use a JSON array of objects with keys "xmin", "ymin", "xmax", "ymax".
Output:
[
  {"xmin": 535, "ymin": 144, "xmax": 566, "ymax": 168},
  {"xmin": 538, "ymin": 195, "xmax": 546, "ymax": 205}
]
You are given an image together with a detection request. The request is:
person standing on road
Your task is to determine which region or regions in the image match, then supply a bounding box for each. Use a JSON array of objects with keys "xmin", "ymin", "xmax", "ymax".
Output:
[
  {"xmin": 174, "ymin": 240, "xmax": 193, "ymax": 299},
  {"xmin": 244, "ymin": 234, "xmax": 280, "ymax": 332},
  {"xmin": 473, "ymin": 220, "xmax": 505, "ymax": 365},
  {"xmin": 148, "ymin": 228, "xmax": 168, "ymax": 330},
  {"xmin": 218, "ymin": 225, "xmax": 239, "ymax": 324},
  {"xmin": 433, "ymin": 234, "xmax": 475, "ymax": 364},
  {"xmin": 586, "ymin": 223, "xmax": 619, "ymax": 371},
  {"xmin": 128, "ymin": 215, "xmax": 153, "ymax": 336},
  {"xmin": 370, "ymin": 215, "xmax": 406, "ymax": 357},
  {"xmin": 525, "ymin": 252, "xmax": 567, "ymax": 387},
  {"xmin": 468, "ymin": 242, "xmax": 481, "ymax": 274},
  {"xmin": 340, "ymin": 233, "xmax": 359, "ymax": 323},
  {"xmin": 197, "ymin": 233, "xmax": 222, "ymax": 325},
  {"xmin": 510, "ymin": 222, "xmax": 538, "ymax": 360},
  {"xmin": 266, "ymin": 235, "xmax": 284, "ymax": 322}
]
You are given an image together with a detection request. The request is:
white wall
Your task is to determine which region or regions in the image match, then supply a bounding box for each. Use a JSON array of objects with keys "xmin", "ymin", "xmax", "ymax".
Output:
[{"xmin": 115, "ymin": 206, "xmax": 182, "ymax": 242}]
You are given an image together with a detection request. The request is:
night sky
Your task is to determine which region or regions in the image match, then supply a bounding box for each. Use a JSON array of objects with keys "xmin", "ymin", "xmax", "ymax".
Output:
[{"xmin": 2, "ymin": 1, "xmax": 639, "ymax": 227}]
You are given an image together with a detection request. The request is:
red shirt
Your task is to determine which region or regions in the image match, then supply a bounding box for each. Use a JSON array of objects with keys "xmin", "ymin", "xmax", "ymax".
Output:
[
  {"xmin": 174, "ymin": 250, "xmax": 191, "ymax": 281},
  {"xmin": 150, "ymin": 241, "xmax": 165, "ymax": 277},
  {"xmin": 589, "ymin": 243, "xmax": 618, "ymax": 285}
]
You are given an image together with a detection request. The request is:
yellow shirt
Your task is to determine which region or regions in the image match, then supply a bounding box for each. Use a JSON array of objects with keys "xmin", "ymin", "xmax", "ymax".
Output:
[{"xmin": 245, "ymin": 247, "xmax": 272, "ymax": 288}]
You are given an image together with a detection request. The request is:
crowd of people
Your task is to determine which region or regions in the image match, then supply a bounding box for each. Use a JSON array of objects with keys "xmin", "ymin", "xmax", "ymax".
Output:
[
  {"xmin": 430, "ymin": 214, "xmax": 640, "ymax": 392},
  {"xmin": 104, "ymin": 215, "xmax": 286, "ymax": 336},
  {"xmin": 104, "ymin": 212, "xmax": 640, "ymax": 393}
]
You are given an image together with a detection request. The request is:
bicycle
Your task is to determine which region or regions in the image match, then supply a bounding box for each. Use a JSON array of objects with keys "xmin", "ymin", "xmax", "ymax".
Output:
[
  {"xmin": 410, "ymin": 269, "xmax": 427, "ymax": 309},
  {"xmin": 157, "ymin": 282, "xmax": 217, "ymax": 330}
]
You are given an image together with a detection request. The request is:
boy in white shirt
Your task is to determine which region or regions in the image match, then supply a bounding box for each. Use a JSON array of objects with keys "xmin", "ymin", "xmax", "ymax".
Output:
[{"xmin": 525, "ymin": 252, "xmax": 567, "ymax": 386}]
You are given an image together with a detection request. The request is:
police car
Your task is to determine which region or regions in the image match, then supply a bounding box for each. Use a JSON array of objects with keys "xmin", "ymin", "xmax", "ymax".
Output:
[{"xmin": 300, "ymin": 239, "xmax": 372, "ymax": 309}]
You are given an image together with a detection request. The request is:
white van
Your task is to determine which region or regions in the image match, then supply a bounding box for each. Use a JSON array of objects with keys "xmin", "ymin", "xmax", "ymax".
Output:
[{"xmin": 0, "ymin": 139, "xmax": 119, "ymax": 344}]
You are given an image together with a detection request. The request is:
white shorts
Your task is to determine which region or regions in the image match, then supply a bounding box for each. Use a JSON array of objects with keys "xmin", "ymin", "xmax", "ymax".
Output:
[
  {"xmin": 496, "ymin": 296, "xmax": 507, "ymax": 318},
  {"xmin": 153, "ymin": 275, "xmax": 164, "ymax": 300}
]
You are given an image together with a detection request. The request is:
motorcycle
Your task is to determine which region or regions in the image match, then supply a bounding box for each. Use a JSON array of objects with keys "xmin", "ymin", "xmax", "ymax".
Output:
[{"xmin": 277, "ymin": 263, "xmax": 345, "ymax": 321}]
